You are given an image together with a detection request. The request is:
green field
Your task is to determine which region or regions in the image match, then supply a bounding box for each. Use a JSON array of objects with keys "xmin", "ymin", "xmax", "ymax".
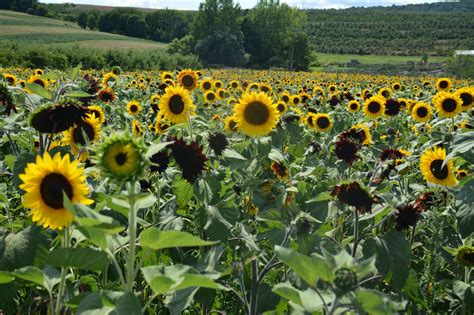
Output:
[
  {"xmin": 0, "ymin": 10, "xmax": 166, "ymax": 50},
  {"xmin": 316, "ymin": 53, "xmax": 449, "ymax": 65}
]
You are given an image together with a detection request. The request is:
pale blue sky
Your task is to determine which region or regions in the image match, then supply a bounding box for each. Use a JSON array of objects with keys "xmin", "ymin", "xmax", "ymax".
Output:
[{"xmin": 40, "ymin": 0, "xmax": 438, "ymax": 10}]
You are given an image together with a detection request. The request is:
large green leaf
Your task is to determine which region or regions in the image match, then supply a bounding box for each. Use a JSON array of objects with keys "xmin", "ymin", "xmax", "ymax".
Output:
[
  {"xmin": 113, "ymin": 292, "xmax": 142, "ymax": 315},
  {"xmin": 12, "ymin": 266, "xmax": 47, "ymax": 289},
  {"xmin": 173, "ymin": 178, "xmax": 194, "ymax": 208},
  {"xmin": 140, "ymin": 227, "xmax": 219, "ymax": 250},
  {"xmin": 402, "ymin": 269, "xmax": 428, "ymax": 309},
  {"xmin": 274, "ymin": 246, "xmax": 333, "ymax": 287},
  {"xmin": 0, "ymin": 271, "xmax": 14, "ymax": 284},
  {"xmin": 46, "ymin": 248, "xmax": 107, "ymax": 272},
  {"xmin": 355, "ymin": 289, "xmax": 398, "ymax": 314},
  {"xmin": 25, "ymin": 83, "xmax": 52, "ymax": 100}
]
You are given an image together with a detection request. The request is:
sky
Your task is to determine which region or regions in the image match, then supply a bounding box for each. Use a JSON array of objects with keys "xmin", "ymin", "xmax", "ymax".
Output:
[{"xmin": 40, "ymin": 0, "xmax": 439, "ymax": 10}]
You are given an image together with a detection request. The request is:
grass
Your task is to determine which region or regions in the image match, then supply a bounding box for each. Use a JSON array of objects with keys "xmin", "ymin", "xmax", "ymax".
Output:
[
  {"xmin": 0, "ymin": 10, "xmax": 166, "ymax": 50},
  {"xmin": 317, "ymin": 53, "xmax": 449, "ymax": 65}
]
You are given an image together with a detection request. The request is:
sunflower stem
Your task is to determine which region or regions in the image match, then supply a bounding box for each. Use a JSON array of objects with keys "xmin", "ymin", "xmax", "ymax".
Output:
[
  {"xmin": 352, "ymin": 208, "xmax": 360, "ymax": 257},
  {"xmin": 125, "ymin": 181, "xmax": 138, "ymax": 292},
  {"xmin": 54, "ymin": 227, "xmax": 69, "ymax": 314}
]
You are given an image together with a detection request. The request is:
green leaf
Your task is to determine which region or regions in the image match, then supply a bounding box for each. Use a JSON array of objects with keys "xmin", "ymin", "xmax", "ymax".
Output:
[
  {"xmin": 274, "ymin": 246, "xmax": 333, "ymax": 287},
  {"xmin": 113, "ymin": 292, "xmax": 142, "ymax": 315},
  {"xmin": 173, "ymin": 178, "xmax": 194, "ymax": 208},
  {"xmin": 268, "ymin": 148, "xmax": 284, "ymax": 162},
  {"xmin": 222, "ymin": 149, "xmax": 247, "ymax": 160},
  {"xmin": 46, "ymin": 248, "xmax": 107, "ymax": 272},
  {"xmin": 272, "ymin": 283, "xmax": 303, "ymax": 306},
  {"xmin": 402, "ymin": 269, "xmax": 428, "ymax": 309},
  {"xmin": 146, "ymin": 141, "xmax": 174, "ymax": 158},
  {"xmin": 12, "ymin": 266, "xmax": 46, "ymax": 289},
  {"xmin": 355, "ymin": 289, "xmax": 397, "ymax": 314},
  {"xmin": 65, "ymin": 200, "xmax": 124, "ymax": 234},
  {"xmin": 135, "ymin": 193, "xmax": 157, "ymax": 210},
  {"xmin": 78, "ymin": 226, "xmax": 107, "ymax": 250},
  {"xmin": 65, "ymin": 91, "xmax": 93, "ymax": 98},
  {"xmin": 140, "ymin": 228, "xmax": 219, "ymax": 250},
  {"xmin": 4, "ymin": 154, "xmax": 16, "ymax": 171},
  {"xmin": 0, "ymin": 271, "xmax": 14, "ymax": 284},
  {"xmin": 173, "ymin": 274, "xmax": 225, "ymax": 291},
  {"xmin": 25, "ymin": 83, "xmax": 52, "ymax": 99},
  {"xmin": 69, "ymin": 63, "xmax": 82, "ymax": 80}
]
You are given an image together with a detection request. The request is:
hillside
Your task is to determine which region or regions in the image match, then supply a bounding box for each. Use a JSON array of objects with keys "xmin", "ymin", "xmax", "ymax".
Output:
[
  {"xmin": 306, "ymin": 1, "xmax": 474, "ymax": 56},
  {"xmin": 0, "ymin": 10, "xmax": 166, "ymax": 50}
]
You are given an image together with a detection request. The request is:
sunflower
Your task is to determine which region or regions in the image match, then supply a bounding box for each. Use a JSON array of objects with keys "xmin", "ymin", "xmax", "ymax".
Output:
[
  {"xmin": 62, "ymin": 114, "xmax": 101, "ymax": 159},
  {"xmin": 304, "ymin": 113, "xmax": 316, "ymax": 129},
  {"xmin": 98, "ymin": 88, "xmax": 116, "ymax": 103},
  {"xmin": 271, "ymin": 161, "xmax": 289, "ymax": 180},
  {"xmin": 433, "ymin": 92, "xmax": 462, "ymax": 118},
  {"xmin": 171, "ymin": 138, "xmax": 208, "ymax": 183},
  {"xmin": 420, "ymin": 146, "xmax": 457, "ymax": 186},
  {"xmin": 313, "ymin": 113, "xmax": 333, "ymax": 132},
  {"xmin": 178, "ymin": 69, "xmax": 199, "ymax": 91},
  {"xmin": 455, "ymin": 87, "xmax": 474, "ymax": 111},
  {"xmin": 34, "ymin": 69, "xmax": 44, "ymax": 76},
  {"xmin": 214, "ymin": 80, "xmax": 224, "ymax": 89},
  {"xmin": 347, "ymin": 100, "xmax": 361, "ymax": 112},
  {"xmin": 334, "ymin": 138, "xmax": 360, "ymax": 165},
  {"xmin": 111, "ymin": 66, "xmax": 121, "ymax": 75},
  {"xmin": 331, "ymin": 182, "xmax": 374, "ymax": 213},
  {"xmin": 131, "ymin": 119, "xmax": 143, "ymax": 137},
  {"xmin": 19, "ymin": 152, "xmax": 93, "ymax": 230},
  {"xmin": 154, "ymin": 112, "xmax": 171, "ymax": 134},
  {"xmin": 260, "ymin": 83, "xmax": 273, "ymax": 94},
  {"xmin": 411, "ymin": 102, "xmax": 432, "ymax": 122},
  {"xmin": 363, "ymin": 95, "xmax": 386, "ymax": 119},
  {"xmin": 391, "ymin": 82, "xmax": 402, "ymax": 91},
  {"xmin": 101, "ymin": 72, "xmax": 117, "ymax": 88},
  {"xmin": 290, "ymin": 95, "xmax": 301, "ymax": 106},
  {"xmin": 351, "ymin": 123, "xmax": 372, "ymax": 145},
  {"xmin": 233, "ymin": 92, "xmax": 279, "ymax": 137},
  {"xmin": 455, "ymin": 246, "xmax": 474, "ymax": 267},
  {"xmin": 378, "ymin": 87, "xmax": 392, "ymax": 100},
  {"xmin": 380, "ymin": 148, "xmax": 409, "ymax": 161},
  {"xmin": 87, "ymin": 105, "xmax": 106, "ymax": 125},
  {"xmin": 280, "ymin": 92, "xmax": 291, "ymax": 104},
  {"xmin": 159, "ymin": 85, "xmax": 195, "ymax": 124},
  {"xmin": 224, "ymin": 115, "xmax": 238, "ymax": 132},
  {"xmin": 435, "ymin": 78, "xmax": 451, "ymax": 91},
  {"xmin": 456, "ymin": 169, "xmax": 468, "ymax": 179},
  {"xmin": 395, "ymin": 204, "xmax": 423, "ymax": 231},
  {"xmin": 149, "ymin": 151, "xmax": 170, "ymax": 173},
  {"xmin": 200, "ymin": 78, "xmax": 213, "ymax": 91},
  {"xmin": 27, "ymin": 75, "xmax": 49, "ymax": 89},
  {"xmin": 276, "ymin": 102, "xmax": 288, "ymax": 114},
  {"xmin": 208, "ymin": 132, "xmax": 228, "ymax": 156},
  {"xmin": 126, "ymin": 100, "xmax": 142, "ymax": 116},
  {"xmin": 30, "ymin": 101, "xmax": 90, "ymax": 133},
  {"xmin": 3, "ymin": 73, "xmax": 17, "ymax": 86},
  {"xmin": 1, "ymin": 81, "xmax": 16, "ymax": 115},
  {"xmin": 160, "ymin": 71, "xmax": 174, "ymax": 82},
  {"xmin": 98, "ymin": 134, "xmax": 147, "ymax": 182},
  {"xmin": 229, "ymin": 80, "xmax": 239, "ymax": 89}
]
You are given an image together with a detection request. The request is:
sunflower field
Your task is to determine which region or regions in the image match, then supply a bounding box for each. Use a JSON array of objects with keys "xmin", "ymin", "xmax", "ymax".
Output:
[{"xmin": 0, "ymin": 66, "xmax": 473, "ymax": 314}]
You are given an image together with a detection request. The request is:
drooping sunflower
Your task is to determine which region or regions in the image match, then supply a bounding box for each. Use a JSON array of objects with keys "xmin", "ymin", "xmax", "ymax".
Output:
[
  {"xmin": 454, "ymin": 87, "xmax": 474, "ymax": 111},
  {"xmin": 411, "ymin": 102, "xmax": 432, "ymax": 123},
  {"xmin": 363, "ymin": 95, "xmax": 386, "ymax": 119},
  {"xmin": 435, "ymin": 78, "xmax": 451, "ymax": 91},
  {"xmin": 98, "ymin": 134, "xmax": 148, "ymax": 182},
  {"xmin": 455, "ymin": 245, "xmax": 474, "ymax": 267},
  {"xmin": 159, "ymin": 85, "xmax": 195, "ymax": 124},
  {"xmin": 420, "ymin": 146, "xmax": 457, "ymax": 186},
  {"xmin": 313, "ymin": 113, "xmax": 333, "ymax": 132},
  {"xmin": 347, "ymin": 100, "xmax": 361, "ymax": 112},
  {"xmin": 62, "ymin": 114, "xmax": 101, "ymax": 159},
  {"xmin": 433, "ymin": 92, "xmax": 462, "ymax": 118},
  {"xmin": 233, "ymin": 91, "xmax": 279, "ymax": 137},
  {"xmin": 30, "ymin": 101, "xmax": 90, "ymax": 134},
  {"xmin": 331, "ymin": 182, "xmax": 375, "ymax": 213},
  {"xmin": 178, "ymin": 69, "xmax": 199, "ymax": 91},
  {"xmin": 19, "ymin": 152, "xmax": 93, "ymax": 230},
  {"xmin": 126, "ymin": 100, "xmax": 142, "ymax": 116}
]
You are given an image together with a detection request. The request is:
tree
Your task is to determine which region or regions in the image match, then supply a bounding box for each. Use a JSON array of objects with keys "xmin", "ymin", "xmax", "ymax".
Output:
[
  {"xmin": 87, "ymin": 13, "xmax": 98, "ymax": 30},
  {"xmin": 145, "ymin": 10, "xmax": 191, "ymax": 42},
  {"xmin": 125, "ymin": 15, "xmax": 149, "ymax": 38},
  {"xmin": 285, "ymin": 32, "xmax": 311, "ymax": 71},
  {"xmin": 191, "ymin": 0, "xmax": 241, "ymax": 41},
  {"xmin": 78, "ymin": 12, "xmax": 88, "ymax": 29},
  {"xmin": 195, "ymin": 31, "xmax": 246, "ymax": 67}
]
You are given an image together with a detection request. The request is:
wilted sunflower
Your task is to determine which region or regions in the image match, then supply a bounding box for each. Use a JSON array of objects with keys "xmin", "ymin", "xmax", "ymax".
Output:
[
  {"xmin": 271, "ymin": 161, "xmax": 289, "ymax": 180},
  {"xmin": 98, "ymin": 88, "xmax": 116, "ymax": 103},
  {"xmin": 455, "ymin": 245, "xmax": 474, "ymax": 267},
  {"xmin": 455, "ymin": 87, "xmax": 474, "ymax": 111},
  {"xmin": 313, "ymin": 113, "xmax": 333, "ymax": 132},
  {"xmin": 411, "ymin": 102, "xmax": 432, "ymax": 123},
  {"xmin": 31, "ymin": 101, "xmax": 90, "ymax": 133},
  {"xmin": 62, "ymin": 113, "xmax": 101, "ymax": 158},
  {"xmin": 363, "ymin": 95, "xmax": 386, "ymax": 119},
  {"xmin": 435, "ymin": 78, "xmax": 451, "ymax": 91},
  {"xmin": 159, "ymin": 85, "xmax": 195, "ymax": 124},
  {"xmin": 178, "ymin": 69, "xmax": 199, "ymax": 90},
  {"xmin": 331, "ymin": 182, "xmax": 375, "ymax": 213},
  {"xmin": 98, "ymin": 134, "xmax": 148, "ymax": 182},
  {"xmin": 420, "ymin": 146, "xmax": 457, "ymax": 186},
  {"xmin": 433, "ymin": 92, "xmax": 462, "ymax": 118},
  {"xmin": 380, "ymin": 148, "xmax": 409, "ymax": 161},
  {"xmin": 19, "ymin": 152, "xmax": 93, "ymax": 230},
  {"xmin": 347, "ymin": 100, "xmax": 361, "ymax": 112},
  {"xmin": 171, "ymin": 138, "xmax": 208, "ymax": 183},
  {"xmin": 395, "ymin": 204, "xmax": 423, "ymax": 231},
  {"xmin": 224, "ymin": 116, "xmax": 238, "ymax": 132},
  {"xmin": 126, "ymin": 100, "xmax": 142, "ymax": 116},
  {"xmin": 233, "ymin": 91, "xmax": 279, "ymax": 137},
  {"xmin": 208, "ymin": 132, "xmax": 228, "ymax": 156}
]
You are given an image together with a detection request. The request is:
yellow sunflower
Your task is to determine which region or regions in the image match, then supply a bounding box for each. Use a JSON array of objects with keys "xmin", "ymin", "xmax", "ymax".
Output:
[
  {"xmin": 313, "ymin": 113, "xmax": 333, "ymax": 132},
  {"xmin": 433, "ymin": 92, "xmax": 462, "ymax": 118},
  {"xmin": 102, "ymin": 72, "xmax": 117, "ymax": 88},
  {"xmin": 126, "ymin": 100, "xmax": 142, "ymax": 116},
  {"xmin": 378, "ymin": 87, "xmax": 392, "ymax": 100},
  {"xmin": 154, "ymin": 112, "xmax": 171, "ymax": 134},
  {"xmin": 160, "ymin": 71, "xmax": 174, "ymax": 82},
  {"xmin": 276, "ymin": 102, "xmax": 288, "ymax": 114},
  {"xmin": 19, "ymin": 152, "xmax": 93, "ymax": 230},
  {"xmin": 347, "ymin": 100, "xmax": 361, "ymax": 112},
  {"xmin": 363, "ymin": 95, "xmax": 386, "ymax": 119},
  {"xmin": 87, "ymin": 105, "xmax": 106, "ymax": 125},
  {"xmin": 62, "ymin": 114, "xmax": 101, "ymax": 159},
  {"xmin": 233, "ymin": 91, "xmax": 279, "ymax": 137},
  {"xmin": 131, "ymin": 119, "xmax": 143, "ymax": 137},
  {"xmin": 224, "ymin": 115, "xmax": 239, "ymax": 132},
  {"xmin": 352, "ymin": 123, "xmax": 372, "ymax": 145},
  {"xmin": 420, "ymin": 146, "xmax": 457, "ymax": 186},
  {"xmin": 178, "ymin": 69, "xmax": 199, "ymax": 91},
  {"xmin": 27, "ymin": 75, "xmax": 49, "ymax": 89},
  {"xmin": 435, "ymin": 78, "xmax": 451, "ymax": 91},
  {"xmin": 3, "ymin": 73, "xmax": 17, "ymax": 86},
  {"xmin": 411, "ymin": 102, "xmax": 432, "ymax": 123},
  {"xmin": 204, "ymin": 91, "xmax": 218, "ymax": 103},
  {"xmin": 159, "ymin": 85, "xmax": 196, "ymax": 124},
  {"xmin": 200, "ymin": 78, "xmax": 214, "ymax": 91},
  {"xmin": 454, "ymin": 87, "xmax": 474, "ymax": 111}
]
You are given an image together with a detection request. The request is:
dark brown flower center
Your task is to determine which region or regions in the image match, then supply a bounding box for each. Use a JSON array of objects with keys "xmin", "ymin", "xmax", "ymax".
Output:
[
  {"xmin": 439, "ymin": 80, "xmax": 448, "ymax": 89},
  {"xmin": 40, "ymin": 173, "xmax": 73, "ymax": 209},
  {"xmin": 416, "ymin": 106, "xmax": 428, "ymax": 117},
  {"xmin": 72, "ymin": 123, "xmax": 95, "ymax": 146},
  {"xmin": 430, "ymin": 159, "xmax": 449, "ymax": 180},
  {"xmin": 244, "ymin": 101, "xmax": 269, "ymax": 125},
  {"xmin": 130, "ymin": 105, "xmax": 138, "ymax": 113},
  {"xmin": 203, "ymin": 82, "xmax": 211, "ymax": 90},
  {"xmin": 182, "ymin": 75, "xmax": 194, "ymax": 88},
  {"xmin": 350, "ymin": 103, "xmax": 358, "ymax": 110},
  {"xmin": 33, "ymin": 79, "xmax": 45, "ymax": 88},
  {"xmin": 277, "ymin": 103, "xmax": 285, "ymax": 112},
  {"xmin": 206, "ymin": 93, "xmax": 215, "ymax": 101},
  {"xmin": 460, "ymin": 92, "xmax": 473, "ymax": 107},
  {"xmin": 442, "ymin": 98, "xmax": 457, "ymax": 112},
  {"xmin": 368, "ymin": 101, "xmax": 381, "ymax": 113},
  {"xmin": 115, "ymin": 152, "xmax": 128, "ymax": 165},
  {"xmin": 317, "ymin": 116, "xmax": 330, "ymax": 129},
  {"xmin": 169, "ymin": 95, "xmax": 185, "ymax": 114}
]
